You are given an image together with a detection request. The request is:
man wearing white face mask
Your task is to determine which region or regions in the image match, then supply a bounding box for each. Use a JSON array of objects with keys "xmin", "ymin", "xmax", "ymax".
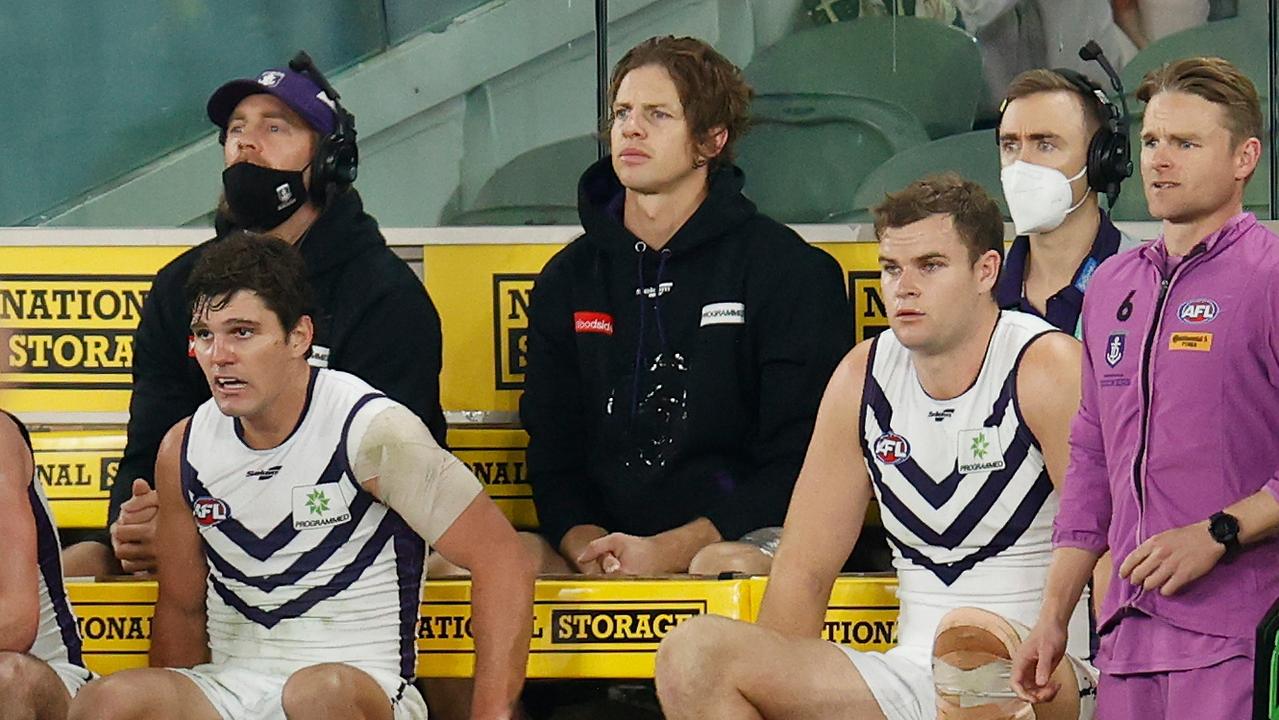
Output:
[{"xmin": 996, "ymin": 68, "xmax": 1141, "ymax": 337}]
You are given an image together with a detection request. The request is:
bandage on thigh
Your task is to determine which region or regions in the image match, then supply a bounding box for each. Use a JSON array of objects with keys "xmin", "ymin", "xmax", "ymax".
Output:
[{"xmin": 932, "ymin": 608, "xmax": 1084, "ymax": 720}]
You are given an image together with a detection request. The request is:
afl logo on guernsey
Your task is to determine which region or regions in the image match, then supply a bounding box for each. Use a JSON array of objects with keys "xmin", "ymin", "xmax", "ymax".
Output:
[
  {"xmin": 192, "ymin": 497, "xmax": 230, "ymax": 527},
  {"xmin": 1178, "ymin": 299, "xmax": 1218, "ymax": 324},
  {"xmin": 873, "ymin": 432, "xmax": 911, "ymax": 465}
]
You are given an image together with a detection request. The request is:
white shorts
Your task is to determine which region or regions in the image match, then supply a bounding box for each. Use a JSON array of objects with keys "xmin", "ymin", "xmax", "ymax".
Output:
[
  {"xmin": 836, "ymin": 645, "xmax": 1097, "ymax": 720},
  {"xmin": 168, "ymin": 663, "xmax": 427, "ymax": 720},
  {"xmin": 49, "ymin": 661, "xmax": 94, "ymax": 698},
  {"xmin": 839, "ymin": 646, "xmax": 935, "ymax": 720}
]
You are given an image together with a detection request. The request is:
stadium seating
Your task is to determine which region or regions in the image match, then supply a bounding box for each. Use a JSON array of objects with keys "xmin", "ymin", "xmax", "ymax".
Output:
[
  {"xmin": 442, "ymin": 135, "xmax": 599, "ymax": 226},
  {"xmin": 736, "ymin": 93, "xmax": 930, "ymax": 222},
  {"xmin": 840, "ymin": 129, "xmax": 1006, "ymax": 222},
  {"xmin": 744, "ymin": 17, "xmax": 984, "ymax": 139},
  {"xmin": 1118, "ymin": 16, "xmax": 1266, "ymax": 113},
  {"xmin": 1112, "ymin": 12, "xmax": 1272, "ymax": 221}
]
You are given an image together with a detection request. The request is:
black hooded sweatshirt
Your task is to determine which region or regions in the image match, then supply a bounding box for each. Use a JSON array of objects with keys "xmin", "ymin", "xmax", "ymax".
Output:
[
  {"xmin": 521, "ymin": 159, "xmax": 855, "ymax": 548},
  {"xmin": 108, "ymin": 189, "xmax": 447, "ymax": 525}
]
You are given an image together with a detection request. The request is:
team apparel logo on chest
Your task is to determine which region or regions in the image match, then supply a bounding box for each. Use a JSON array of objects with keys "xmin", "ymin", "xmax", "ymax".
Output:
[
  {"xmin": 292, "ymin": 484, "xmax": 352, "ymax": 530},
  {"xmin": 1169, "ymin": 332, "xmax": 1212, "ymax": 352},
  {"xmin": 873, "ymin": 431, "xmax": 911, "ymax": 465},
  {"xmin": 245, "ymin": 465, "xmax": 282, "ymax": 481},
  {"xmin": 957, "ymin": 428, "xmax": 1005, "ymax": 474},
  {"xmin": 573, "ymin": 311, "xmax": 614, "ymax": 335},
  {"xmin": 699, "ymin": 302, "xmax": 746, "ymax": 327}
]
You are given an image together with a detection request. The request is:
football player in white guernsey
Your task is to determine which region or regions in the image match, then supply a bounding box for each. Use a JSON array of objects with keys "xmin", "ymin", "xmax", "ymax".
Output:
[
  {"xmin": 70, "ymin": 233, "xmax": 535, "ymax": 720},
  {"xmin": 654, "ymin": 175, "xmax": 1098, "ymax": 720},
  {"xmin": 0, "ymin": 324, "xmax": 93, "ymax": 720}
]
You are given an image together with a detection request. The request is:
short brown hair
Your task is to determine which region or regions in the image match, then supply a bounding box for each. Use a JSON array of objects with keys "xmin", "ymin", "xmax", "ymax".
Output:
[
  {"xmin": 1136, "ymin": 56, "xmax": 1262, "ymax": 148},
  {"xmin": 186, "ymin": 231, "xmax": 314, "ymax": 334},
  {"xmin": 873, "ymin": 173, "xmax": 1005, "ymax": 267},
  {"xmin": 1002, "ymin": 69, "xmax": 1107, "ymax": 136},
  {"xmin": 607, "ymin": 36, "xmax": 753, "ymax": 170}
]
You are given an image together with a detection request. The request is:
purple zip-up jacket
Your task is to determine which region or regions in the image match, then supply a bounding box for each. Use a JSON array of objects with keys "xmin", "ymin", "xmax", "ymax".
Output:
[{"xmin": 1054, "ymin": 212, "xmax": 1279, "ymax": 640}]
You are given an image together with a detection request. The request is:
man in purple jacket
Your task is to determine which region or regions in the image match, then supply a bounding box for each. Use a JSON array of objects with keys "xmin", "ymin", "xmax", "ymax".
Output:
[{"xmin": 1012, "ymin": 57, "xmax": 1279, "ymax": 719}]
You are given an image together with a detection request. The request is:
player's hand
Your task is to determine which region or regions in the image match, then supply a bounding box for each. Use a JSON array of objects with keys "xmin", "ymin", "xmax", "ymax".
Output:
[
  {"xmin": 559, "ymin": 525, "xmax": 611, "ymax": 574},
  {"xmin": 111, "ymin": 478, "xmax": 160, "ymax": 575},
  {"xmin": 1119, "ymin": 520, "xmax": 1225, "ymax": 596},
  {"xmin": 1010, "ymin": 620, "xmax": 1067, "ymax": 704},
  {"xmin": 578, "ymin": 532, "xmax": 679, "ymax": 576}
]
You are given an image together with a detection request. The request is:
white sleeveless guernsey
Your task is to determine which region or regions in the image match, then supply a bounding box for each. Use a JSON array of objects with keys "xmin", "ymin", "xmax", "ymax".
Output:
[
  {"xmin": 181, "ymin": 369, "xmax": 425, "ymax": 681},
  {"xmin": 29, "ymin": 481, "xmax": 85, "ymax": 668},
  {"xmin": 860, "ymin": 312, "xmax": 1093, "ymax": 664},
  {"xmin": 8, "ymin": 410, "xmax": 87, "ymax": 673}
]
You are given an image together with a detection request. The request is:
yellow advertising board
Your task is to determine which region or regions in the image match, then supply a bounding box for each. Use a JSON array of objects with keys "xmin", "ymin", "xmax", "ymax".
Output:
[
  {"xmin": 418, "ymin": 577, "xmax": 751, "ymax": 678},
  {"xmin": 424, "ymin": 243, "xmax": 563, "ymax": 417},
  {"xmin": 68, "ymin": 581, "xmax": 156, "ymax": 676},
  {"xmin": 813, "ymin": 242, "xmax": 888, "ymax": 344},
  {"xmin": 749, "ymin": 574, "xmax": 900, "ymax": 653},
  {"xmin": 424, "ymin": 241, "xmax": 885, "ymax": 416},
  {"xmin": 0, "ymin": 247, "xmax": 185, "ymax": 414},
  {"xmin": 68, "ymin": 577, "xmax": 754, "ymax": 679},
  {"xmin": 31, "ymin": 429, "xmax": 125, "ymax": 529},
  {"xmin": 445, "ymin": 426, "xmax": 537, "ymax": 529},
  {"xmin": 68, "ymin": 576, "xmax": 899, "ymax": 678}
]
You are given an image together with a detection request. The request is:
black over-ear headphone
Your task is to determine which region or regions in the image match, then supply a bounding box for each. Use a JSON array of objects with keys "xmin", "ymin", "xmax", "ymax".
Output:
[
  {"xmin": 289, "ymin": 51, "xmax": 359, "ymax": 205},
  {"xmin": 997, "ymin": 41, "xmax": 1132, "ymax": 207}
]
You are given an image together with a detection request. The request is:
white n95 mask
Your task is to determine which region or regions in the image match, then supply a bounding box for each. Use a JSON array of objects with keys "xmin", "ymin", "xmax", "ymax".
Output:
[{"xmin": 1001, "ymin": 160, "xmax": 1088, "ymax": 235}]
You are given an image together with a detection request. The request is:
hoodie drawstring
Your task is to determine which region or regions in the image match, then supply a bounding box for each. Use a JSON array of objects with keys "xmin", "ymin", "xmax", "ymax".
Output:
[
  {"xmin": 630, "ymin": 242, "xmax": 673, "ymax": 417},
  {"xmin": 631, "ymin": 242, "xmax": 647, "ymax": 417},
  {"xmin": 653, "ymin": 248, "xmax": 672, "ymax": 349}
]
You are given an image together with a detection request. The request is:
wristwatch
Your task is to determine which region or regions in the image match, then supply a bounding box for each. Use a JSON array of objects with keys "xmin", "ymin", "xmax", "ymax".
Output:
[{"xmin": 1208, "ymin": 512, "xmax": 1242, "ymax": 557}]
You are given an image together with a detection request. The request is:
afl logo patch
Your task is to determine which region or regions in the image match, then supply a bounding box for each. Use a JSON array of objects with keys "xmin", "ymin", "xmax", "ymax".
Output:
[
  {"xmin": 873, "ymin": 432, "xmax": 911, "ymax": 465},
  {"xmin": 1178, "ymin": 299, "xmax": 1218, "ymax": 324},
  {"xmin": 192, "ymin": 497, "xmax": 230, "ymax": 527}
]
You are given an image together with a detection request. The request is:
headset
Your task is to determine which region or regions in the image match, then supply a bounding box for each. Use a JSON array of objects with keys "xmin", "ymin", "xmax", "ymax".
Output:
[
  {"xmin": 997, "ymin": 41, "xmax": 1132, "ymax": 207},
  {"xmin": 288, "ymin": 50, "xmax": 359, "ymax": 205}
]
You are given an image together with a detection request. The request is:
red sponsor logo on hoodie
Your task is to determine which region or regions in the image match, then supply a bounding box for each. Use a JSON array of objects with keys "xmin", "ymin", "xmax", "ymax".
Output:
[{"xmin": 574, "ymin": 311, "xmax": 614, "ymax": 336}]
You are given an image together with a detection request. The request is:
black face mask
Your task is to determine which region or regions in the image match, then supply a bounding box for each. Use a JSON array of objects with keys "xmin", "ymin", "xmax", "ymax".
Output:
[{"xmin": 222, "ymin": 162, "xmax": 309, "ymax": 231}]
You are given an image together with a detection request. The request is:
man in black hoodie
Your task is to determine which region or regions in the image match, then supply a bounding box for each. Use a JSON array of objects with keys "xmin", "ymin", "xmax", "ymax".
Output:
[
  {"xmin": 520, "ymin": 36, "xmax": 855, "ymax": 577},
  {"xmin": 62, "ymin": 61, "xmax": 447, "ymax": 577}
]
